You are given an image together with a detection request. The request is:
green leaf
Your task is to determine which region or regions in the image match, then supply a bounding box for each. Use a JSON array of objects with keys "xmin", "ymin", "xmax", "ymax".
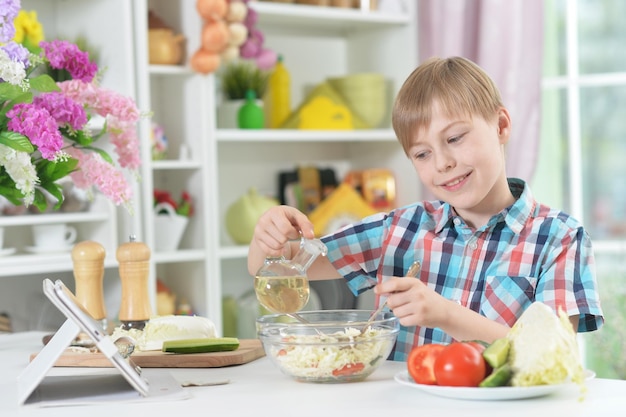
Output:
[
  {"xmin": 62, "ymin": 128, "xmax": 93, "ymax": 146},
  {"xmin": 0, "ymin": 184, "xmax": 24, "ymax": 206},
  {"xmin": 82, "ymin": 146, "xmax": 114, "ymax": 164},
  {"xmin": 32, "ymin": 189, "xmax": 48, "ymax": 212},
  {"xmin": 0, "ymin": 131, "xmax": 35, "ymax": 153},
  {"xmin": 29, "ymin": 74, "xmax": 61, "ymax": 93},
  {"xmin": 13, "ymin": 91, "xmax": 34, "ymax": 104},
  {"xmin": 0, "ymin": 91, "xmax": 34, "ymax": 119},
  {"xmin": 36, "ymin": 158, "xmax": 79, "ymax": 182},
  {"xmin": 0, "ymin": 82, "xmax": 24, "ymax": 101},
  {"xmin": 39, "ymin": 181, "xmax": 64, "ymax": 210},
  {"xmin": 90, "ymin": 121, "xmax": 108, "ymax": 140}
]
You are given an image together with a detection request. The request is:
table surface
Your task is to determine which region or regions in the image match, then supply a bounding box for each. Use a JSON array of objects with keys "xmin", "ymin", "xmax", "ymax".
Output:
[{"xmin": 1, "ymin": 331, "xmax": 624, "ymax": 416}]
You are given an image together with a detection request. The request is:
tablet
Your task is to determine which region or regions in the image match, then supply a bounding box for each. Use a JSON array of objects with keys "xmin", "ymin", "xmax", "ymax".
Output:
[{"xmin": 17, "ymin": 278, "xmax": 150, "ymax": 405}]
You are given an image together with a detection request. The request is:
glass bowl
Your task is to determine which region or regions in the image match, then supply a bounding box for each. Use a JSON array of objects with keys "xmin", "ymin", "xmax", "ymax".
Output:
[{"xmin": 256, "ymin": 309, "xmax": 400, "ymax": 383}]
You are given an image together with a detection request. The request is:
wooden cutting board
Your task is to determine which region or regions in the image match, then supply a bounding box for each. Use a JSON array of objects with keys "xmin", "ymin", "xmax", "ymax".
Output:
[{"xmin": 30, "ymin": 338, "xmax": 266, "ymax": 368}]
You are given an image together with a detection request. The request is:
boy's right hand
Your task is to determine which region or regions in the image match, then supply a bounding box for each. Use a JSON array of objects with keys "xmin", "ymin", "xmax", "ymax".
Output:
[{"xmin": 251, "ymin": 205, "xmax": 315, "ymax": 258}]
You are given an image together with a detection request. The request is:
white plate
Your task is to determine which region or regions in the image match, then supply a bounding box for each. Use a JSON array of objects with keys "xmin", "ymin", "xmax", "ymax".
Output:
[
  {"xmin": 394, "ymin": 370, "xmax": 595, "ymax": 401},
  {"xmin": 0, "ymin": 247, "xmax": 16, "ymax": 257},
  {"xmin": 25, "ymin": 245, "xmax": 73, "ymax": 255}
]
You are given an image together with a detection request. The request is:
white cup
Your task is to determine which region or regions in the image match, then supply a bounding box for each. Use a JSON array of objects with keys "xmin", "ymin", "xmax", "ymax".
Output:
[{"xmin": 32, "ymin": 224, "xmax": 77, "ymax": 248}]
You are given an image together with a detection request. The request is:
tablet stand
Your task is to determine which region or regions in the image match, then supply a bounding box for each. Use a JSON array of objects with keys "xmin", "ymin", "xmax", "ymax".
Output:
[
  {"xmin": 17, "ymin": 318, "xmax": 81, "ymax": 405},
  {"xmin": 16, "ymin": 279, "xmax": 185, "ymax": 408}
]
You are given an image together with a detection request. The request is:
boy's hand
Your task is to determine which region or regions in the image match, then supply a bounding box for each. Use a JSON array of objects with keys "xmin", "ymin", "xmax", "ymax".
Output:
[
  {"xmin": 251, "ymin": 205, "xmax": 315, "ymax": 257},
  {"xmin": 375, "ymin": 274, "xmax": 511, "ymax": 343},
  {"xmin": 374, "ymin": 276, "xmax": 449, "ymax": 329}
]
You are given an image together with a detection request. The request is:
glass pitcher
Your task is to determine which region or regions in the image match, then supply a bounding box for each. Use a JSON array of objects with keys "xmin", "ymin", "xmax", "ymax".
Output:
[{"xmin": 254, "ymin": 238, "xmax": 328, "ymax": 314}]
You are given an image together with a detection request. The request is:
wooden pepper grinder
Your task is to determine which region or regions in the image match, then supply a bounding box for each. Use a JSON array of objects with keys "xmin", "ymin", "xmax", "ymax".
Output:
[
  {"xmin": 117, "ymin": 236, "xmax": 152, "ymax": 330},
  {"xmin": 72, "ymin": 241, "xmax": 107, "ymax": 331}
]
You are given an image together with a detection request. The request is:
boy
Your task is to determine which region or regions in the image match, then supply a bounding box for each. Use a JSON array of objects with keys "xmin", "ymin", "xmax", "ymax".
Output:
[{"xmin": 248, "ymin": 56, "xmax": 604, "ymax": 360}]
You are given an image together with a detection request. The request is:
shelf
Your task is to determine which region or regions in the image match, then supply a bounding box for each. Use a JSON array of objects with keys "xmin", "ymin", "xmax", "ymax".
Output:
[
  {"xmin": 252, "ymin": 2, "xmax": 410, "ymax": 33},
  {"xmin": 151, "ymin": 160, "xmax": 203, "ymax": 170},
  {"xmin": 216, "ymin": 128, "xmax": 398, "ymax": 142},
  {"xmin": 219, "ymin": 245, "xmax": 250, "ymax": 259},
  {"xmin": 149, "ymin": 65, "xmax": 194, "ymax": 76},
  {"xmin": 0, "ymin": 253, "xmax": 119, "ymax": 277},
  {"xmin": 153, "ymin": 249, "xmax": 206, "ymax": 263},
  {"xmin": 0, "ymin": 211, "xmax": 110, "ymax": 227}
]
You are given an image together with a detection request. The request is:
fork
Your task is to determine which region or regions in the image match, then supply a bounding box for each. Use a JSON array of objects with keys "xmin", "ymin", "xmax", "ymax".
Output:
[{"xmin": 358, "ymin": 261, "xmax": 421, "ymax": 335}]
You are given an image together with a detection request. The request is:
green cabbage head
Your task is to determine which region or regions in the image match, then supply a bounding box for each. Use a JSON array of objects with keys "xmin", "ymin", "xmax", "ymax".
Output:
[{"xmin": 507, "ymin": 302, "xmax": 585, "ymax": 387}]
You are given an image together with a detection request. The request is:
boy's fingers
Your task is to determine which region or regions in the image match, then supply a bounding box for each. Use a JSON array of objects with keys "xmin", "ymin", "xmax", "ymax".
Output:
[{"xmin": 284, "ymin": 208, "xmax": 315, "ymax": 239}]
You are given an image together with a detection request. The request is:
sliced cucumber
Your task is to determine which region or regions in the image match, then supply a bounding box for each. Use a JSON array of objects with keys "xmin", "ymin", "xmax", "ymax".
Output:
[
  {"xmin": 162, "ymin": 337, "xmax": 240, "ymax": 353},
  {"xmin": 482, "ymin": 337, "xmax": 510, "ymax": 368},
  {"xmin": 479, "ymin": 364, "xmax": 513, "ymax": 387}
]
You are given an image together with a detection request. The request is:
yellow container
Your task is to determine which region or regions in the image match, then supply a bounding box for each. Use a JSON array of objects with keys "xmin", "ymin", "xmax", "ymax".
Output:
[
  {"xmin": 265, "ymin": 55, "xmax": 292, "ymax": 129},
  {"xmin": 327, "ymin": 73, "xmax": 387, "ymax": 128}
]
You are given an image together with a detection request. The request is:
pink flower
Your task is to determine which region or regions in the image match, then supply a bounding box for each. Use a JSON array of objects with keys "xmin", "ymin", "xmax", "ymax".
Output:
[
  {"xmin": 40, "ymin": 40, "xmax": 97, "ymax": 83},
  {"xmin": 6, "ymin": 102, "xmax": 63, "ymax": 160},
  {"xmin": 67, "ymin": 148, "xmax": 133, "ymax": 206},
  {"xmin": 1, "ymin": 5, "xmax": 144, "ymax": 211},
  {"xmin": 58, "ymin": 79, "xmax": 141, "ymax": 170},
  {"xmin": 33, "ymin": 92, "xmax": 87, "ymax": 131}
]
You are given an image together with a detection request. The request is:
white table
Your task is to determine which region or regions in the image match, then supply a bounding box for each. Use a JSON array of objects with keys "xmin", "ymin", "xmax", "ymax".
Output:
[{"xmin": 1, "ymin": 331, "xmax": 624, "ymax": 416}]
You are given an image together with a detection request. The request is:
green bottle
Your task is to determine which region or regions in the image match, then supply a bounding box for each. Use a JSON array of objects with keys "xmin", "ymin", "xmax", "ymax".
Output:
[{"xmin": 238, "ymin": 89, "xmax": 265, "ymax": 129}]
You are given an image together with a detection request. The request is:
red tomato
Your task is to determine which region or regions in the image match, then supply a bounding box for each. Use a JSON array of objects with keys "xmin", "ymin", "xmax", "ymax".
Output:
[
  {"xmin": 433, "ymin": 342, "xmax": 487, "ymax": 387},
  {"xmin": 465, "ymin": 341, "xmax": 493, "ymax": 375},
  {"xmin": 466, "ymin": 341, "xmax": 487, "ymax": 354},
  {"xmin": 407, "ymin": 344, "xmax": 446, "ymax": 385},
  {"xmin": 332, "ymin": 362, "xmax": 365, "ymax": 377}
]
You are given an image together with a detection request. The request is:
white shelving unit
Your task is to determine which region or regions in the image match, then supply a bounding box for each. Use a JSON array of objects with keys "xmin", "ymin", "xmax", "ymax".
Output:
[
  {"xmin": 132, "ymin": 0, "xmax": 217, "ymax": 328},
  {"xmin": 131, "ymin": 0, "xmax": 419, "ymax": 336},
  {"xmin": 214, "ymin": 3, "xmax": 420, "ymax": 328},
  {"xmin": 0, "ymin": 195, "xmax": 118, "ymax": 276}
]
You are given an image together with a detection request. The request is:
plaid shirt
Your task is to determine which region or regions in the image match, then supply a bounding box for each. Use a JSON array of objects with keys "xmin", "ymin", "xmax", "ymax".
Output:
[{"xmin": 321, "ymin": 178, "xmax": 604, "ymax": 361}]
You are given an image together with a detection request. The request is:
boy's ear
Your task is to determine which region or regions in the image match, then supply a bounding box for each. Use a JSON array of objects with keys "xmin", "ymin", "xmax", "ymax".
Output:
[{"xmin": 496, "ymin": 107, "xmax": 512, "ymax": 143}]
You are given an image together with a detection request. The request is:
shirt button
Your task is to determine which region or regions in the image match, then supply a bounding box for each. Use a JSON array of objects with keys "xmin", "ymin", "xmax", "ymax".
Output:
[
  {"xmin": 468, "ymin": 238, "xmax": 477, "ymax": 250},
  {"xmin": 453, "ymin": 218, "xmax": 461, "ymax": 226}
]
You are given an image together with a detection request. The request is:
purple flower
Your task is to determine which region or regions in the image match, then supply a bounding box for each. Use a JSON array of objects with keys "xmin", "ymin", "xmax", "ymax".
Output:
[
  {"xmin": 1, "ymin": 41, "xmax": 30, "ymax": 67},
  {"xmin": 6, "ymin": 103, "xmax": 64, "ymax": 160},
  {"xmin": 34, "ymin": 92, "xmax": 88, "ymax": 131},
  {"xmin": 40, "ymin": 40, "xmax": 98, "ymax": 83},
  {"xmin": 0, "ymin": 0, "xmax": 20, "ymax": 43}
]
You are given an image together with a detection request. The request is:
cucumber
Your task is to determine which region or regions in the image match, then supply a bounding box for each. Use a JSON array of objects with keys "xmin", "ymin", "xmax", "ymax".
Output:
[
  {"xmin": 162, "ymin": 337, "xmax": 240, "ymax": 353},
  {"xmin": 479, "ymin": 364, "xmax": 513, "ymax": 387},
  {"xmin": 482, "ymin": 337, "xmax": 510, "ymax": 368}
]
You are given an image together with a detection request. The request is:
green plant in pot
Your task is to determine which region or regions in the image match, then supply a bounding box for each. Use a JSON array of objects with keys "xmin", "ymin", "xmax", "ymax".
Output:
[
  {"xmin": 217, "ymin": 60, "xmax": 269, "ymax": 128},
  {"xmin": 220, "ymin": 60, "xmax": 269, "ymax": 100}
]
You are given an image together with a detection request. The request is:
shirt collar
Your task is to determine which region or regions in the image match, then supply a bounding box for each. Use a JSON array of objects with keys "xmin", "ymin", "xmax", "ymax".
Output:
[{"xmin": 433, "ymin": 178, "xmax": 535, "ymax": 234}]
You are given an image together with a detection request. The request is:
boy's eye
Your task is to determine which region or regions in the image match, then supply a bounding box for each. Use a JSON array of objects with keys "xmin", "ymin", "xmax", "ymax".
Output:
[
  {"xmin": 447, "ymin": 133, "xmax": 465, "ymax": 144},
  {"xmin": 413, "ymin": 150, "xmax": 429, "ymax": 160}
]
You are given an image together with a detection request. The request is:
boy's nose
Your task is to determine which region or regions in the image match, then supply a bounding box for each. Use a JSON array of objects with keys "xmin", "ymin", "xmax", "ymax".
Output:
[{"xmin": 435, "ymin": 152, "xmax": 455, "ymax": 172}]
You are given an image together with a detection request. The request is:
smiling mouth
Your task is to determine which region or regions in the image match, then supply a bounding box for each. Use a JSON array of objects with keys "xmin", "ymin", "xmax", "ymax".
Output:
[{"xmin": 442, "ymin": 173, "xmax": 470, "ymax": 188}]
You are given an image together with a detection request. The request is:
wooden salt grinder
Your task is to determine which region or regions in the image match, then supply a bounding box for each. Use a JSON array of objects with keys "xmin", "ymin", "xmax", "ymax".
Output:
[
  {"xmin": 72, "ymin": 241, "xmax": 107, "ymax": 329},
  {"xmin": 117, "ymin": 237, "xmax": 152, "ymax": 330}
]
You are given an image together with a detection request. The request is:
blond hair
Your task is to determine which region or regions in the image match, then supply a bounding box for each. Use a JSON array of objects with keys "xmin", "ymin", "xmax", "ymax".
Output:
[{"xmin": 392, "ymin": 56, "xmax": 504, "ymax": 155}]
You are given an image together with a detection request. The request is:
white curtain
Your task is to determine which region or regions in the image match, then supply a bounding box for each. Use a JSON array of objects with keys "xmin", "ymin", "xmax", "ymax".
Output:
[{"xmin": 417, "ymin": 0, "xmax": 545, "ymax": 182}]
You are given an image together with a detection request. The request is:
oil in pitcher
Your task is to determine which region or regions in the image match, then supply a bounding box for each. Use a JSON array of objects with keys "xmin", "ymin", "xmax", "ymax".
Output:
[{"xmin": 254, "ymin": 238, "xmax": 327, "ymax": 314}]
